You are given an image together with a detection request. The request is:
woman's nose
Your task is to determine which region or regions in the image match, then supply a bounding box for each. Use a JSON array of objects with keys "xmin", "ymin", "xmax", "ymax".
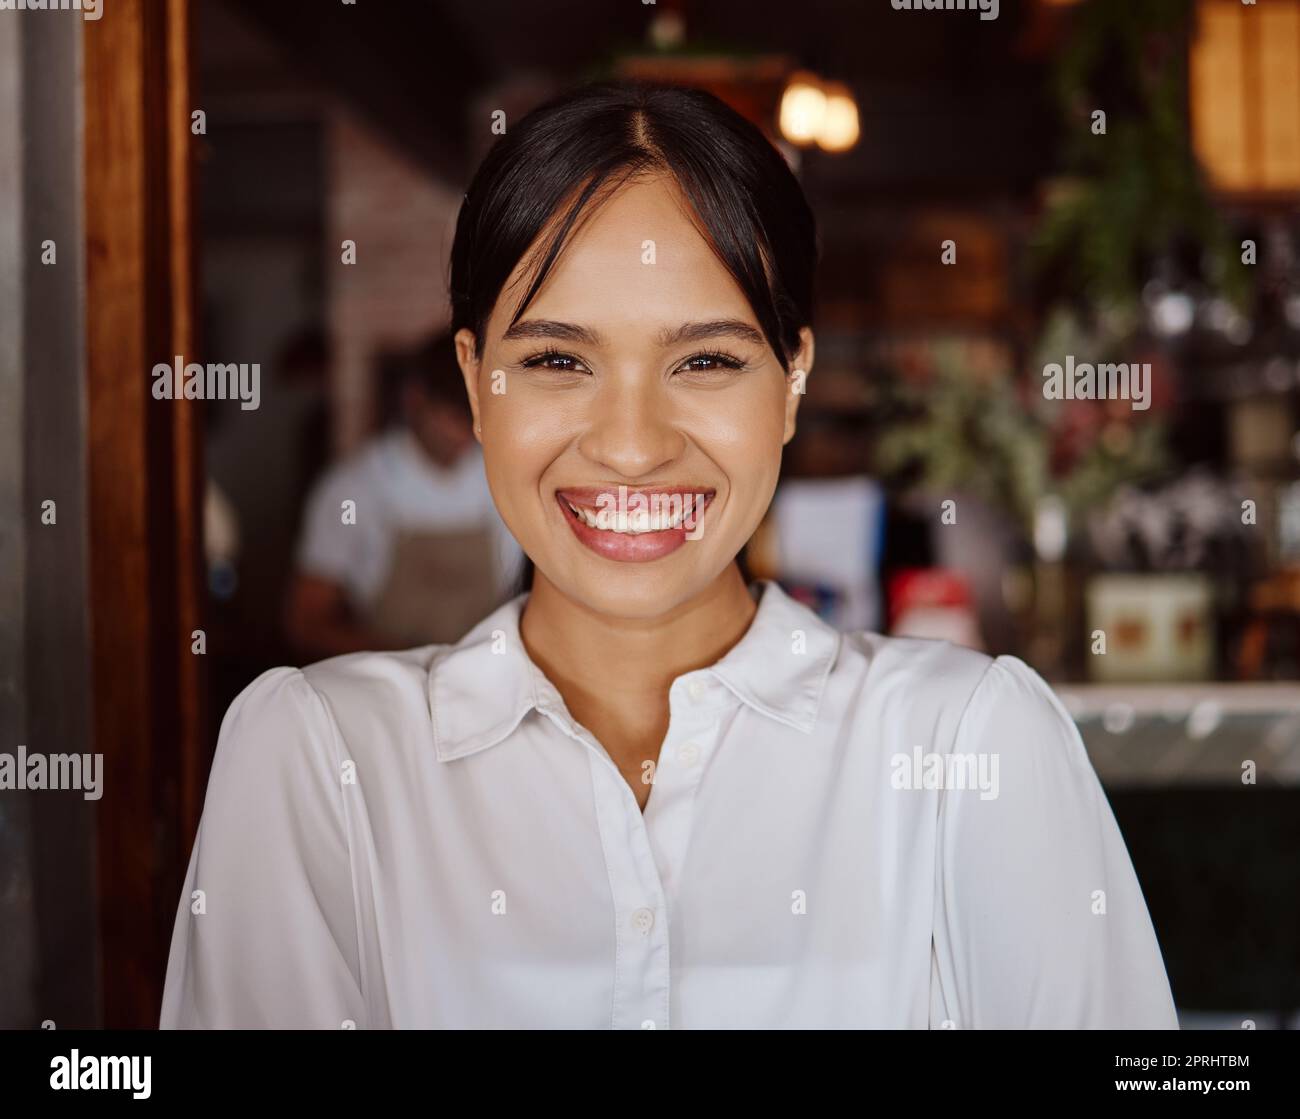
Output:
[{"xmin": 576, "ymin": 376, "xmax": 684, "ymax": 479}]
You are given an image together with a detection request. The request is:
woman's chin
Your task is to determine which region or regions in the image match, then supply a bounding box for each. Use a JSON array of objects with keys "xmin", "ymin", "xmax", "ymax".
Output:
[{"xmin": 537, "ymin": 547, "xmax": 722, "ymax": 620}]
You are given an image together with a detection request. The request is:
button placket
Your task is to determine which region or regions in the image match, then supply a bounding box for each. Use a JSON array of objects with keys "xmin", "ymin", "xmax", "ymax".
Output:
[
  {"xmin": 536, "ymin": 677, "xmax": 730, "ymax": 1032},
  {"xmin": 640, "ymin": 683, "xmax": 725, "ymax": 965},
  {"xmin": 594, "ymin": 756, "xmax": 671, "ymax": 1030},
  {"xmin": 542, "ymin": 708, "xmax": 670, "ymax": 1031}
]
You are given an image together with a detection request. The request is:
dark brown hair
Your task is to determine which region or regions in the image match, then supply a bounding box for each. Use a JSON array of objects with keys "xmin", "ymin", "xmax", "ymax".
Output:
[{"xmin": 449, "ymin": 79, "xmax": 817, "ymax": 370}]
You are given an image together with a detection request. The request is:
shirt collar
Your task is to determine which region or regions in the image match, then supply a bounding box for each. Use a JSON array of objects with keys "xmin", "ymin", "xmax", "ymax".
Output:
[
  {"xmin": 708, "ymin": 579, "xmax": 842, "ymax": 733},
  {"xmin": 428, "ymin": 579, "xmax": 842, "ymax": 762}
]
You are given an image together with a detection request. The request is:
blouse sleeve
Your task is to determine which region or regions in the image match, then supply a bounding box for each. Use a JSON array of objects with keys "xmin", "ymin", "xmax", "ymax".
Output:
[
  {"xmin": 929, "ymin": 655, "xmax": 1179, "ymax": 1029},
  {"xmin": 160, "ymin": 666, "xmax": 366, "ymax": 1029}
]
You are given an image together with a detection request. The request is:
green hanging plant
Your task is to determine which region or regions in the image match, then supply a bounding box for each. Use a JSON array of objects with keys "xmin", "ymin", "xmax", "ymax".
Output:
[{"xmin": 1030, "ymin": 0, "xmax": 1250, "ymax": 310}]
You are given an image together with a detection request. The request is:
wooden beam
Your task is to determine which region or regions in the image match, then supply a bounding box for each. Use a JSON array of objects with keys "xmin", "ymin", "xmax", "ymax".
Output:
[{"xmin": 83, "ymin": 0, "xmax": 205, "ymax": 1029}]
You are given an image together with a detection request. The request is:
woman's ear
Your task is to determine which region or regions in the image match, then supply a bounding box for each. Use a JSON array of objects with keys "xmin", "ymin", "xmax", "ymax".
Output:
[
  {"xmin": 454, "ymin": 327, "xmax": 483, "ymax": 441},
  {"xmin": 783, "ymin": 327, "xmax": 815, "ymax": 444}
]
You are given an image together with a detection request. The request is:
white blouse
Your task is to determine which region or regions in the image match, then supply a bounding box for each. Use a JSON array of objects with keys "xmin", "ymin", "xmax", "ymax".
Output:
[{"xmin": 160, "ymin": 580, "xmax": 1178, "ymax": 1029}]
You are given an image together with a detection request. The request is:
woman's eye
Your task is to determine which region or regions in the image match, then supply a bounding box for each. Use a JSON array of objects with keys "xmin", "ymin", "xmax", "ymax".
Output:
[
  {"xmin": 675, "ymin": 352, "xmax": 748, "ymax": 375},
  {"xmin": 521, "ymin": 350, "xmax": 588, "ymax": 373}
]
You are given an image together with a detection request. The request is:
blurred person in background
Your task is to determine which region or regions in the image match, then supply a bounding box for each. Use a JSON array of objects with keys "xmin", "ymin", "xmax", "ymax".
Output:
[{"xmin": 284, "ymin": 331, "xmax": 521, "ymax": 660}]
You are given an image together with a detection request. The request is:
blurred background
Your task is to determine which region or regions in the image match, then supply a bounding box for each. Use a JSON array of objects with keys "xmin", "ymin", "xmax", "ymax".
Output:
[{"xmin": 2, "ymin": 0, "xmax": 1299, "ymax": 1028}]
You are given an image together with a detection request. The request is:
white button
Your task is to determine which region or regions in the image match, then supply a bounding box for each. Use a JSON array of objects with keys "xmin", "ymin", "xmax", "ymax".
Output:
[
  {"xmin": 630, "ymin": 907, "xmax": 655, "ymax": 934},
  {"xmin": 677, "ymin": 741, "xmax": 700, "ymax": 767},
  {"xmin": 687, "ymin": 680, "xmax": 706, "ymax": 701}
]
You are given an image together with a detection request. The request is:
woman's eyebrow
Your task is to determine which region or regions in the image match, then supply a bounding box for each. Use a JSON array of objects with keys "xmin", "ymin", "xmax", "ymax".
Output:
[
  {"xmin": 658, "ymin": 320, "xmax": 765, "ymax": 347},
  {"xmin": 501, "ymin": 319, "xmax": 604, "ymax": 345},
  {"xmin": 501, "ymin": 318, "xmax": 765, "ymax": 348}
]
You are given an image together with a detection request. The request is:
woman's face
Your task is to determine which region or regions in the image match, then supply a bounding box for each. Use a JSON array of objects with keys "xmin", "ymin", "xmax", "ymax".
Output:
[{"xmin": 456, "ymin": 172, "xmax": 813, "ymax": 620}]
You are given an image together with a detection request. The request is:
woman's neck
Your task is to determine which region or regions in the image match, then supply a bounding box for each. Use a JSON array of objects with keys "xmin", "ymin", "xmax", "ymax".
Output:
[
  {"xmin": 518, "ymin": 565, "xmax": 758, "ymax": 798},
  {"xmin": 521, "ymin": 564, "xmax": 757, "ymax": 699}
]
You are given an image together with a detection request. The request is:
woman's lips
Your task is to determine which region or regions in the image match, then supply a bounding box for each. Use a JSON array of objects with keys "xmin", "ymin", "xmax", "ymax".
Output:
[{"xmin": 554, "ymin": 487, "xmax": 715, "ymax": 563}]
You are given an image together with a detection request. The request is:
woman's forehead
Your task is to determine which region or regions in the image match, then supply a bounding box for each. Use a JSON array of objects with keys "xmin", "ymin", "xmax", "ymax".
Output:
[{"xmin": 492, "ymin": 177, "xmax": 754, "ymax": 337}]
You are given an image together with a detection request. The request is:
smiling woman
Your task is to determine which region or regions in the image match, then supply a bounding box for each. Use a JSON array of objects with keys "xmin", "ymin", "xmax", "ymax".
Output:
[
  {"xmin": 449, "ymin": 80, "xmax": 815, "ymax": 626},
  {"xmin": 160, "ymin": 80, "xmax": 1179, "ymax": 1030}
]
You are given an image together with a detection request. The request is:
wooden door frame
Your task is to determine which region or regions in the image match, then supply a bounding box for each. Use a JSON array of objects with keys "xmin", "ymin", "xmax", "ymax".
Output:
[{"xmin": 83, "ymin": 0, "xmax": 206, "ymax": 1029}]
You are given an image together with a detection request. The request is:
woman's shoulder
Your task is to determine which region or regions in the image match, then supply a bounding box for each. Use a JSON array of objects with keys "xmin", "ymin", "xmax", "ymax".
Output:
[
  {"xmin": 300, "ymin": 643, "xmax": 445, "ymax": 705},
  {"xmin": 837, "ymin": 628, "xmax": 994, "ymax": 708},
  {"xmin": 834, "ymin": 630, "xmax": 1082, "ymax": 757},
  {"xmin": 841, "ymin": 627, "xmax": 990, "ymax": 670},
  {"xmin": 215, "ymin": 645, "xmax": 455, "ymax": 770},
  {"xmin": 229, "ymin": 645, "xmax": 445, "ymax": 705}
]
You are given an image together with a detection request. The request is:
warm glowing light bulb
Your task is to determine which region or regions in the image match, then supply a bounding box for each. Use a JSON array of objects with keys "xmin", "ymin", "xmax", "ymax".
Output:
[
  {"xmin": 779, "ymin": 74, "xmax": 827, "ymax": 147},
  {"xmin": 816, "ymin": 83, "xmax": 859, "ymax": 152}
]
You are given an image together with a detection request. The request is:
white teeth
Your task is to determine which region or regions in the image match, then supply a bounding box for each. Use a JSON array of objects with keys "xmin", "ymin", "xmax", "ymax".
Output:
[{"xmin": 564, "ymin": 495, "xmax": 706, "ymax": 534}]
